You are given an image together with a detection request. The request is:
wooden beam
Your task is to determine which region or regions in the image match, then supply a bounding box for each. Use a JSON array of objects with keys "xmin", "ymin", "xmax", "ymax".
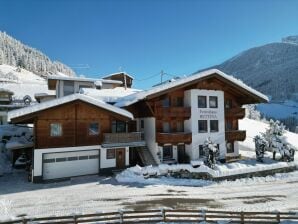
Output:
[{"xmin": 145, "ymin": 101, "xmax": 155, "ymax": 116}]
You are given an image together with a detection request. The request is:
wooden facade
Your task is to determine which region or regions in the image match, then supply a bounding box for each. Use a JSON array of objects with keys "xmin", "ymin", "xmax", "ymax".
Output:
[
  {"xmin": 124, "ymin": 73, "xmax": 266, "ymax": 147},
  {"xmin": 12, "ymin": 100, "xmax": 132, "ymax": 149}
]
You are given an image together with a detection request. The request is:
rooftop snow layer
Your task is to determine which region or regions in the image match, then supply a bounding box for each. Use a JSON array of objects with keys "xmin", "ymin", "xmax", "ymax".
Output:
[
  {"xmin": 80, "ymin": 87, "xmax": 142, "ymax": 103},
  {"xmin": 47, "ymin": 75, "xmax": 123, "ymax": 84},
  {"xmin": 101, "ymin": 72, "xmax": 134, "ymax": 80},
  {"xmin": 8, "ymin": 93, "xmax": 133, "ymax": 121},
  {"xmin": 115, "ymin": 69, "xmax": 269, "ymax": 107}
]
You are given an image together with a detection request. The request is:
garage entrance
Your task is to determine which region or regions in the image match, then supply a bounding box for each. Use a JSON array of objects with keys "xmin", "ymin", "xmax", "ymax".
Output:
[{"xmin": 42, "ymin": 150, "xmax": 99, "ymax": 180}]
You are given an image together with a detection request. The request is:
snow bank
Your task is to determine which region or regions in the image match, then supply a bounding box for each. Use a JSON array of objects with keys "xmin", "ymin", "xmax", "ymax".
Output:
[
  {"xmin": 116, "ymin": 159, "xmax": 297, "ymax": 186},
  {"xmin": 239, "ymin": 118, "xmax": 298, "ymax": 151},
  {"xmin": 80, "ymin": 87, "xmax": 142, "ymax": 103}
]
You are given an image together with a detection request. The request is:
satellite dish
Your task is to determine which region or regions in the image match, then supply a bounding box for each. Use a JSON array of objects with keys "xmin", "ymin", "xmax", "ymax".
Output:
[{"xmin": 23, "ymin": 95, "xmax": 32, "ymax": 105}]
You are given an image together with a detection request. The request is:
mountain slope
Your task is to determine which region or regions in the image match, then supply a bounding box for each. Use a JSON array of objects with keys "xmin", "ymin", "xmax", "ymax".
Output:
[
  {"xmin": 0, "ymin": 64, "xmax": 54, "ymax": 102},
  {"xmin": 213, "ymin": 37, "xmax": 298, "ymax": 101},
  {"xmin": 0, "ymin": 31, "xmax": 75, "ymax": 77}
]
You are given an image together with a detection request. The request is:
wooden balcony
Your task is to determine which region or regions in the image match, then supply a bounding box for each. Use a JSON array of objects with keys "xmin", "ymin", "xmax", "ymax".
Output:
[
  {"xmin": 155, "ymin": 107, "xmax": 191, "ymax": 119},
  {"xmin": 156, "ymin": 132, "xmax": 192, "ymax": 145},
  {"xmin": 225, "ymin": 130, "xmax": 246, "ymax": 142},
  {"xmin": 225, "ymin": 107, "xmax": 245, "ymax": 119},
  {"xmin": 103, "ymin": 132, "xmax": 144, "ymax": 144}
]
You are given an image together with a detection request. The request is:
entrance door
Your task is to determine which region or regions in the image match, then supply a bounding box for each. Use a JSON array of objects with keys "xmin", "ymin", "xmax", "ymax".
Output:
[
  {"xmin": 177, "ymin": 144, "xmax": 186, "ymax": 163},
  {"xmin": 116, "ymin": 148, "xmax": 126, "ymax": 169}
]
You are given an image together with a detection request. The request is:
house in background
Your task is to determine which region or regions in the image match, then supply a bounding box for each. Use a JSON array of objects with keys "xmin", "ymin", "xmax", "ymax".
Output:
[{"xmin": 8, "ymin": 69, "xmax": 268, "ymax": 182}]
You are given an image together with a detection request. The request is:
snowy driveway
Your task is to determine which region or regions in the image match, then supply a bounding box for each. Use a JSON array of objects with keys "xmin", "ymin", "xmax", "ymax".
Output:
[{"xmin": 1, "ymin": 170, "xmax": 298, "ymax": 220}]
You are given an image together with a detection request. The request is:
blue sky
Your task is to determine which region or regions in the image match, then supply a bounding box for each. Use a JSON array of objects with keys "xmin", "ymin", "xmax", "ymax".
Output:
[{"xmin": 1, "ymin": 0, "xmax": 298, "ymax": 89}]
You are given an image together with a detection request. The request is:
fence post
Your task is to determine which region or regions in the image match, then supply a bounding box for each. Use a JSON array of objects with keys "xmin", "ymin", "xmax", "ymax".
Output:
[
  {"xmin": 240, "ymin": 211, "xmax": 244, "ymax": 224},
  {"xmin": 276, "ymin": 212, "xmax": 280, "ymax": 223},
  {"xmin": 161, "ymin": 208, "xmax": 166, "ymax": 222},
  {"xmin": 73, "ymin": 215, "xmax": 77, "ymax": 224},
  {"xmin": 119, "ymin": 210, "xmax": 124, "ymax": 224},
  {"xmin": 201, "ymin": 209, "xmax": 206, "ymax": 221}
]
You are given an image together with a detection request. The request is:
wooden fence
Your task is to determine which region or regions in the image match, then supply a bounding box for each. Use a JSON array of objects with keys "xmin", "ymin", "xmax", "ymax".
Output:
[{"xmin": 2, "ymin": 209, "xmax": 298, "ymax": 224}]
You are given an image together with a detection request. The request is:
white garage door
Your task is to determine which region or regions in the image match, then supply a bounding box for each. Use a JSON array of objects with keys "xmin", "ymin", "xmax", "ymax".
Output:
[{"xmin": 43, "ymin": 150, "xmax": 99, "ymax": 180}]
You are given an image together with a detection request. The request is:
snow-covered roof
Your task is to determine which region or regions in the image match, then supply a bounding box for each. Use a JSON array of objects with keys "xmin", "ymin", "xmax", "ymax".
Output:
[
  {"xmin": 47, "ymin": 75, "xmax": 123, "ymax": 84},
  {"xmin": 8, "ymin": 94, "xmax": 133, "ymax": 122},
  {"xmin": 102, "ymin": 72, "xmax": 134, "ymax": 80},
  {"xmin": 0, "ymin": 88, "xmax": 14, "ymax": 94},
  {"xmin": 115, "ymin": 69, "xmax": 269, "ymax": 107},
  {"xmin": 80, "ymin": 87, "xmax": 142, "ymax": 103}
]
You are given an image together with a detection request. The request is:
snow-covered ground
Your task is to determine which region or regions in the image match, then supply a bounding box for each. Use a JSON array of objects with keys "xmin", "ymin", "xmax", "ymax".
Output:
[
  {"xmin": 0, "ymin": 64, "xmax": 55, "ymax": 101},
  {"xmin": 0, "ymin": 118, "xmax": 298, "ymax": 220}
]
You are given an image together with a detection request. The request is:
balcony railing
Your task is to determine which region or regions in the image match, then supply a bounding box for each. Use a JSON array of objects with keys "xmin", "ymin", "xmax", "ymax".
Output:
[
  {"xmin": 225, "ymin": 130, "xmax": 246, "ymax": 142},
  {"xmin": 156, "ymin": 132, "xmax": 192, "ymax": 145},
  {"xmin": 103, "ymin": 132, "xmax": 144, "ymax": 144},
  {"xmin": 225, "ymin": 107, "xmax": 246, "ymax": 119},
  {"xmin": 156, "ymin": 107, "xmax": 191, "ymax": 119}
]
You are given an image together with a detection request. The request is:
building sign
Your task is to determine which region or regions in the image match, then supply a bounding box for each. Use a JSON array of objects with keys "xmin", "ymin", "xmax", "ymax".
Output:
[{"xmin": 199, "ymin": 109, "xmax": 217, "ymax": 119}]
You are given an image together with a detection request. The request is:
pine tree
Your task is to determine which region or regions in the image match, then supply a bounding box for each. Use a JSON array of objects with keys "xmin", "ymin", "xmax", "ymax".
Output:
[
  {"xmin": 203, "ymin": 137, "xmax": 219, "ymax": 168},
  {"xmin": 254, "ymin": 119, "xmax": 295, "ymax": 162}
]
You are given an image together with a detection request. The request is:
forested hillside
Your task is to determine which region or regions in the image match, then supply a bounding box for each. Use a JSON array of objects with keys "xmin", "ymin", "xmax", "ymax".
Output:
[{"xmin": 0, "ymin": 31, "xmax": 75, "ymax": 77}]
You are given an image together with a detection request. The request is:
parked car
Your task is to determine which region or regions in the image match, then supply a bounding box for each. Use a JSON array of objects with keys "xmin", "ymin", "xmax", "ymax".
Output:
[{"xmin": 14, "ymin": 154, "xmax": 30, "ymax": 168}]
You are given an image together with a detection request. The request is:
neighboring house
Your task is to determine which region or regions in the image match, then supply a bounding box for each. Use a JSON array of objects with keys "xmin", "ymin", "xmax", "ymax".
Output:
[
  {"xmin": 102, "ymin": 72, "xmax": 134, "ymax": 88},
  {"xmin": 7, "ymin": 69, "xmax": 268, "ymax": 182},
  {"xmin": 0, "ymin": 88, "xmax": 26, "ymax": 125},
  {"xmin": 47, "ymin": 75, "xmax": 123, "ymax": 98}
]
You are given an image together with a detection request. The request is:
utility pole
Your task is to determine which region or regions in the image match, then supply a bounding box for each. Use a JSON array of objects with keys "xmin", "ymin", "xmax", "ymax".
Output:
[{"xmin": 160, "ymin": 70, "xmax": 164, "ymax": 84}]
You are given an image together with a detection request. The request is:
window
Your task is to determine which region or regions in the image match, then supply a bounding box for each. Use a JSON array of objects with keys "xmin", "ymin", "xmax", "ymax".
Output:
[
  {"xmin": 89, "ymin": 155, "xmax": 99, "ymax": 159},
  {"xmin": 140, "ymin": 120, "xmax": 144, "ymax": 129},
  {"xmin": 163, "ymin": 122, "xmax": 170, "ymax": 133},
  {"xmin": 198, "ymin": 96, "xmax": 207, "ymax": 108},
  {"xmin": 176, "ymin": 97, "xmax": 184, "ymax": 107},
  {"xmin": 199, "ymin": 145, "xmax": 204, "ymax": 157},
  {"xmin": 43, "ymin": 158, "xmax": 55, "ymax": 163},
  {"xmin": 210, "ymin": 120, "xmax": 219, "ymax": 132},
  {"xmin": 56, "ymin": 157, "xmax": 66, "ymax": 162},
  {"xmin": 79, "ymin": 84, "xmax": 92, "ymax": 90},
  {"xmin": 63, "ymin": 80, "xmax": 74, "ymax": 96},
  {"xmin": 162, "ymin": 97, "xmax": 170, "ymax": 107},
  {"xmin": 106, "ymin": 149, "xmax": 115, "ymax": 159},
  {"xmin": 198, "ymin": 120, "xmax": 208, "ymax": 133},
  {"xmin": 50, "ymin": 123, "xmax": 62, "ymax": 137},
  {"xmin": 163, "ymin": 145, "xmax": 173, "ymax": 159},
  {"xmin": 89, "ymin": 123, "xmax": 99, "ymax": 135},
  {"xmin": 209, "ymin": 96, "xmax": 218, "ymax": 108},
  {"xmin": 227, "ymin": 142, "xmax": 234, "ymax": 153},
  {"xmin": 225, "ymin": 99, "xmax": 232, "ymax": 109},
  {"xmin": 112, "ymin": 121, "xmax": 126, "ymax": 133},
  {"xmin": 79, "ymin": 156, "xmax": 88, "ymax": 160},
  {"xmin": 176, "ymin": 121, "xmax": 184, "ymax": 132},
  {"xmin": 68, "ymin": 156, "xmax": 78, "ymax": 161},
  {"xmin": 226, "ymin": 120, "xmax": 233, "ymax": 130}
]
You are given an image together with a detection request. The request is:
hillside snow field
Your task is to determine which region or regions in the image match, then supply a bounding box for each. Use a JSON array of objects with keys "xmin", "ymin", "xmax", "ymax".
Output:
[
  {"xmin": 0, "ymin": 64, "xmax": 55, "ymax": 101},
  {"xmin": 239, "ymin": 118, "xmax": 298, "ymax": 153},
  {"xmin": 0, "ymin": 118, "xmax": 298, "ymax": 220}
]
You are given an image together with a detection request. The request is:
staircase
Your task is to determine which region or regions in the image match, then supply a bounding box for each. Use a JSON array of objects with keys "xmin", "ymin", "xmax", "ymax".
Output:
[{"xmin": 137, "ymin": 147, "xmax": 157, "ymax": 166}]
